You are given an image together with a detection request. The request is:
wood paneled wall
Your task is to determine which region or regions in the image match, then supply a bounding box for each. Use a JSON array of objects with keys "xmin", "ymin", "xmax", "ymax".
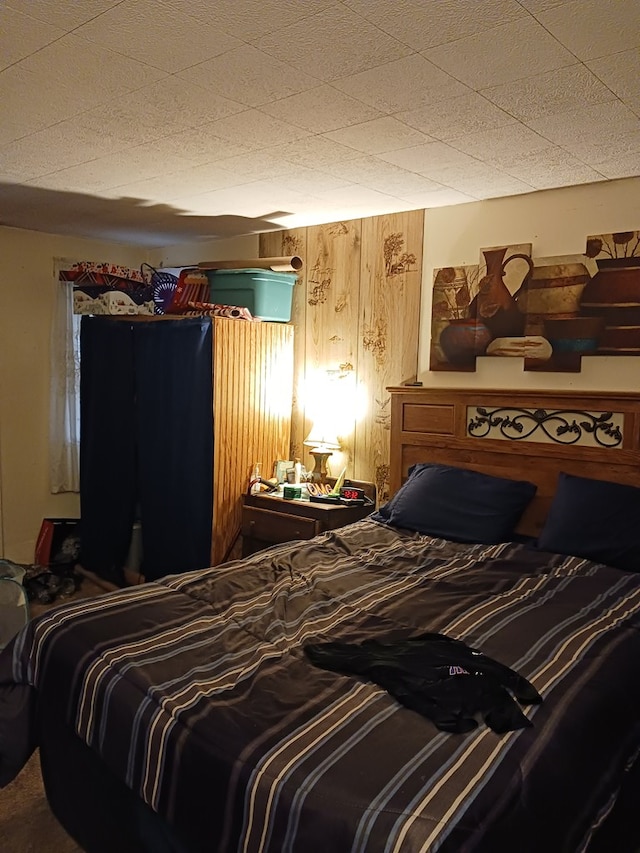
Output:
[
  {"xmin": 212, "ymin": 317, "xmax": 293, "ymax": 564},
  {"xmin": 260, "ymin": 210, "xmax": 423, "ymax": 505}
]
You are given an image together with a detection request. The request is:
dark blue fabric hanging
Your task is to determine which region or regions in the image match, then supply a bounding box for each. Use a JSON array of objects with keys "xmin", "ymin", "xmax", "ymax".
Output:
[
  {"xmin": 80, "ymin": 317, "xmax": 214, "ymax": 584},
  {"xmin": 80, "ymin": 316, "xmax": 137, "ymax": 584},
  {"xmin": 134, "ymin": 318, "xmax": 213, "ymax": 580}
]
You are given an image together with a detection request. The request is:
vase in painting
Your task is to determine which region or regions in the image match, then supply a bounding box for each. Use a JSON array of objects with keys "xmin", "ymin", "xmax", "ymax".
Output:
[
  {"xmin": 580, "ymin": 257, "xmax": 640, "ymax": 354},
  {"xmin": 439, "ymin": 318, "xmax": 493, "ymax": 366}
]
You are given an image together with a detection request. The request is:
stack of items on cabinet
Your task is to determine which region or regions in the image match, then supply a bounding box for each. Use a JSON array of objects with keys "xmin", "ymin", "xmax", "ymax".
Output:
[{"xmin": 61, "ymin": 255, "xmax": 301, "ymax": 323}]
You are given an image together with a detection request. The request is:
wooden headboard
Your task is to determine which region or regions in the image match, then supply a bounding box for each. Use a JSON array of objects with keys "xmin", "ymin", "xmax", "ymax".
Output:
[{"xmin": 388, "ymin": 387, "xmax": 640, "ymax": 538}]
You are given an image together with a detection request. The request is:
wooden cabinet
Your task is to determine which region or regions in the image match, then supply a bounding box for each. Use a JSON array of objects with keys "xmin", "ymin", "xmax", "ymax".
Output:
[{"xmin": 242, "ymin": 493, "xmax": 373, "ymax": 556}]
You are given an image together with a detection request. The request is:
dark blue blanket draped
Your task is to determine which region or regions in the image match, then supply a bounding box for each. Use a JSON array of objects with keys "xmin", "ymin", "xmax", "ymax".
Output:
[{"xmin": 80, "ymin": 316, "xmax": 213, "ymax": 583}]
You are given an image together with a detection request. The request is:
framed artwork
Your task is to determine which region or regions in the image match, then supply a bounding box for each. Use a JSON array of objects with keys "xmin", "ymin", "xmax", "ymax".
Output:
[{"xmin": 430, "ymin": 230, "xmax": 640, "ymax": 373}]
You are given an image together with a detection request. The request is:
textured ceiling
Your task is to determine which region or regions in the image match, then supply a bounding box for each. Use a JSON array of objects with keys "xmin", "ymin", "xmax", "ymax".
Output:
[{"xmin": 1, "ymin": 0, "xmax": 639, "ymax": 246}]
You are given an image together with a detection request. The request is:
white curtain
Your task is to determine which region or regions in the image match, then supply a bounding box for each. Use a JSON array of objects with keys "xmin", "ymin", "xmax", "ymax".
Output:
[{"xmin": 49, "ymin": 259, "xmax": 80, "ymax": 493}]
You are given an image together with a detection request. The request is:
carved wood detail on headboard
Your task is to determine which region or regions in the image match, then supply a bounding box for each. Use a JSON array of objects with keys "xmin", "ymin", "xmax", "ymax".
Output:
[{"xmin": 387, "ymin": 387, "xmax": 640, "ymax": 538}]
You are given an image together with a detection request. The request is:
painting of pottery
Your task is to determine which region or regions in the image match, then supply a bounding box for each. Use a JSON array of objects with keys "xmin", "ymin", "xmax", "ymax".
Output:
[
  {"xmin": 430, "ymin": 230, "xmax": 640, "ymax": 373},
  {"xmin": 521, "ymin": 256, "xmax": 597, "ymax": 372},
  {"xmin": 580, "ymin": 230, "xmax": 640, "ymax": 355},
  {"xmin": 430, "ymin": 243, "xmax": 533, "ymax": 370}
]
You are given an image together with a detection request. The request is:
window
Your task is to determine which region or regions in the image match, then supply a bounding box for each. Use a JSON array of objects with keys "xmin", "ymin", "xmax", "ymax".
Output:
[{"xmin": 49, "ymin": 259, "xmax": 80, "ymax": 493}]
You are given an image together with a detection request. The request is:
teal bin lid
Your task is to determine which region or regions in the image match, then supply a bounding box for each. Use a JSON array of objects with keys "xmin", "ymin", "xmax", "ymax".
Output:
[{"xmin": 209, "ymin": 268, "xmax": 297, "ymax": 282}]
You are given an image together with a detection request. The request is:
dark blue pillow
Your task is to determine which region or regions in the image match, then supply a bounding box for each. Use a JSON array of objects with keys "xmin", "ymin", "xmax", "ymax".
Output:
[
  {"xmin": 538, "ymin": 472, "xmax": 640, "ymax": 572},
  {"xmin": 372, "ymin": 463, "xmax": 536, "ymax": 544}
]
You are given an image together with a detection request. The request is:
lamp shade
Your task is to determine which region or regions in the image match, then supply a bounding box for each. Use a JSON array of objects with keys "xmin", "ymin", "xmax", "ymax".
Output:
[{"xmin": 303, "ymin": 424, "xmax": 340, "ymax": 452}]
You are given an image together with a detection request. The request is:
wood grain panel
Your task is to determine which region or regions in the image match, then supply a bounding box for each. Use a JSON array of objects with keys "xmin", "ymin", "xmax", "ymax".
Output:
[
  {"xmin": 212, "ymin": 318, "xmax": 293, "ymax": 564},
  {"xmin": 403, "ymin": 404, "xmax": 455, "ymax": 435},
  {"xmin": 304, "ymin": 221, "xmax": 361, "ymax": 475},
  {"xmin": 355, "ymin": 211, "xmax": 424, "ymax": 504},
  {"xmin": 260, "ymin": 229, "xmax": 306, "ymax": 460},
  {"xmin": 389, "ymin": 386, "xmax": 640, "ymax": 537}
]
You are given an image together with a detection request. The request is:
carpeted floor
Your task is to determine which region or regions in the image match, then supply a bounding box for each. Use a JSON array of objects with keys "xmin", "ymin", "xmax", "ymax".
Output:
[
  {"xmin": 0, "ymin": 571, "xmax": 112, "ymax": 853},
  {"xmin": 0, "ymin": 751, "xmax": 82, "ymax": 853}
]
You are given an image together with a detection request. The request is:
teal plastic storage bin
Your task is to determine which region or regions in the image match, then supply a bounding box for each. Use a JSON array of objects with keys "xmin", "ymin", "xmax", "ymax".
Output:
[{"xmin": 207, "ymin": 268, "xmax": 296, "ymax": 322}]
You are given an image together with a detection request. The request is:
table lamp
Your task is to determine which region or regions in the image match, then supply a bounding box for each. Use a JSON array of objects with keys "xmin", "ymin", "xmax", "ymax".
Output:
[{"xmin": 303, "ymin": 423, "xmax": 340, "ymax": 483}]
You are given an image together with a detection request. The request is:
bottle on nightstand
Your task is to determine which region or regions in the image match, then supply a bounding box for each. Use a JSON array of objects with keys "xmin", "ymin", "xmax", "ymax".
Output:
[{"xmin": 250, "ymin": 463, "xmax": 261, "ymax": 495}]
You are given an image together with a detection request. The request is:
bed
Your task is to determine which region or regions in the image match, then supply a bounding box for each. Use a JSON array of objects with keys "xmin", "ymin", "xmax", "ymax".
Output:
[{"xmin": 2, "ymin": 387, "xmax": 640, "ymax": 853}]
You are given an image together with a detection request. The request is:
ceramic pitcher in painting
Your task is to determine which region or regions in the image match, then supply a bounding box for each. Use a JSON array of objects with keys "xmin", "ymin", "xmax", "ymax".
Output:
[{"xmin": 470, "ymin": 247, "xmax": 534, "ymax": 338}]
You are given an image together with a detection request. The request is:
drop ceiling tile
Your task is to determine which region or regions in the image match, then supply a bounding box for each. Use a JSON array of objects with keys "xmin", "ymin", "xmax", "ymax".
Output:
[
  {"xmin": 450, "ymin": 123, "xmax": 554, "ymax": 166},
  {"xmin": 323, "ymin": 117, "xmax": 433, "ymax": 154},
  {"xmin": 0, "ymin": 171, "xmax": 24, "ymax": 186},
  {"xmin": 166, "ymin": 0, "xmax": 336, "ymax": 42},
  {"xmin": 407, "ymin": 159, "xmax": 522, "ymax": 192},
  {"xmin": 480, "ymin": 64, "xmax": 617, "ymax": 122},
  {"xmin": 26, "ymin": 164, "xmax": 124, "ymax": 194},
  {"xmin": 0, "ymin": 156, "xmax": 33, "ymax": 182},
  {"xmin": 0, "ymin": 8, "xmax": 65, "ymax": 71},
  {"xmin": 267, "ymin": 136, "xmax": 362, "ymax": 169},
  {"xmin": 399, "ymin": 187, "xmax": 476, "ymax": 208},
  {"xmin": 213, "ymin": 150, "xmax": 296, "ymax": 181},
  {"xmin": 39, "ymin": 144, "xmax": 203, "ymax": 192},
  {"xmin": 178, "ymin": 45, "xmax": 320, "ymax": 108},
  {"xmin": 33, "ymin": 156, "xmax": 231, "ymax": 198},
  {"xmin": 80, "ymin": 77, "xmax": 246, "ymax": 146},
  {"xmin": 396, "ymin": 92, "xmax": 515, "ymax": 142},
  {"xmin": 556, "ymin": 129, "xmax": 640, "ymax": 164},
  {"xmin": 593, "ymin": 151, "xmax": 640, "ymax": 180},
  {"xmin": 0, "ymin": 123, "xmax": 130, "ymax": 180},
  {"xmin": 230, "ymin": 184, "xmax": 326, "ymax": 215},
  {"xmin": 169, "ymin": 183, "xmax": 300, "ymax": 218},
  {"xmin": 532, "ymin": 166, "xmax": 607, "ymax": 190},
  {"xmin": 259, "ymin": 86, "xmax": 381, "ymax": 133},
  {"xmin": 342, "ymin": 0, "xmax": 527, "ymax": 52},
  {"xmin": 4, "ymin": 0, "xmax": 122, "ymax": 30},
  {"xmin": 516, "ymin": 0, "xmax": 569, "ymax": 12},
  {"xmin": 320, "ymin": 156, "xmax": 443, "ymax": 196},
  {"xmin": 251, "ymin": 168, "xmax": 352, "ymax": 195},
  {"xmin": 311, "ymin": 184, "xmax": 410, "ymax": 217},
  {"xmin": 425, "ymin": 164, "xmax": 535, "ymax": 199},
  {"xmin": 254, "ymin": 4, "xmax": 412, "ymax": 82},
  {"xmin": 73, "ymin": 1, "xmax": 241, "ymax": 73},
  {"xmin": 424, "ymin": 17, "xmax": 576, "ymax": 89},
  {"xmin": 538, "ymin": 0, "xmax": 640, "ymax": 60},
  {"xmin": 379, "ymin": 142, "xmax": 480, "ymax": 177},
  {"xmin": 136, "ymin": 127, "xmax": 255, "ymax": 166},
  {"xmin": 500, "ymin": 147, "xmax": 606, "ymax": 188},
  {"xmin": 528, "ymin": 101, "xmax": 640, "ymax": 149},
  {"xmin": 99, "ymin": 163, "xmax": 244, "ymax": 201},
  {"xmin": 587, "ymin": 49, "xmax": 640, "ymax": 105},
  {"xmin": 333, "ymin": 54, "xmax": 469, "ymax": 112},
  {"xmin": 204, "ymin": 110, "xmax": 311, "ymax": 149},
  {"xmin": 17, "ymin": 34, "xmax": 167, "ymax": 105},
  {"xmin": 0, "ymin": 67, "xmax": 94, "ymax": 145},
  {"xmin": 313, "ymin": 184, "xmax": 404, "ymax": 204}
]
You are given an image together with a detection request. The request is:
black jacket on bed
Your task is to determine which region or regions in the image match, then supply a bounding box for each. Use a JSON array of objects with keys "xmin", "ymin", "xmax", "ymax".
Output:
[{"xmin": 305, "ymin": 632, "xmax": 542, "ymax": 734}]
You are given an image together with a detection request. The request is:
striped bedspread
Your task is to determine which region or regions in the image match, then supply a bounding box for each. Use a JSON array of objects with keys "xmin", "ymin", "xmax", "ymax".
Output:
[{"xmin": 5, "ymin": 518, "xmax": 640, "ymax": 852}]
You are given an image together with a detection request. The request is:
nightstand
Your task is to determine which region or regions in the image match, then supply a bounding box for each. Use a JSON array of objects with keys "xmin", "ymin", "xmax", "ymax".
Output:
[{"xmin": 241, "ymin": 491, "xmax": 374, "ymax": 557}]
